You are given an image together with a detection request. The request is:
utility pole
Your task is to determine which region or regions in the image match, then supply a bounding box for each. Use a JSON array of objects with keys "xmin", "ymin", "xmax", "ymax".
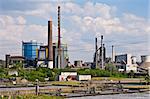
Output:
[
  {"xmin": 35, "ymin": 79, "xmax": 39, "ymax": 95},
  {"xmin": 95, "ymin": 37, "xmax": 98, "ymax": 68},
  {"xmin": 101, "ymin": 35, "xmax": 104, "ymax": 69}
]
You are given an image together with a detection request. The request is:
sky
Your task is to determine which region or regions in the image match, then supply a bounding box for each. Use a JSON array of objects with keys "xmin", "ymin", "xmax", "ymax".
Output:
[{"xmin": 0, "ymin": 0, "xmax": 150, "ymax": 63}]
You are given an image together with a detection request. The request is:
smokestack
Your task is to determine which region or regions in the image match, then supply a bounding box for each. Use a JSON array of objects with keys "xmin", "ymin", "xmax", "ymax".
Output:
[
  {"xmin": 112, "ymin": 45, "xmax": 114, "ymax": 62},
  {"xmin": 95, "ymin": 37, "xmax": 98, "ymax": 52},
  {"xmin": 58, "ymin": 6, "xmax": 61, "ymax": 68},
  {"xmin": 95, "ymin": 37, "xmax": 98, "ymax": 68},
  {"xmin": 48, "ymin": 18, "xmax": 53, "ymax": 68},
  {"xmin": 58, "ymin": 6, "xmax": 61, "ymax": 50},
  {"xmin": 48, "ymin": 18, "xmax": 53, "ymax": 61},
  {"xmin": 101, "ymin": 35, "xmax": 104, "ymax": 69}
]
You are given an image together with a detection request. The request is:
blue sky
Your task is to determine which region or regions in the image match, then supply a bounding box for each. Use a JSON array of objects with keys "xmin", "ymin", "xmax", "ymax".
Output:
[
  {"xmin": 0, "ymin": 0, "xmax": 149, "ymax": 62},
  {"xmin": 75, "ymin": 0, "xmax": 149, "ymax": 18}
]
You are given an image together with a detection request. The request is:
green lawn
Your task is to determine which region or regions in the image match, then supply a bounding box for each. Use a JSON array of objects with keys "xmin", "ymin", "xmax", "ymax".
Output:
[{"xmin": 7, "ymin": 95, "xmax": 64, "ymax": 99}]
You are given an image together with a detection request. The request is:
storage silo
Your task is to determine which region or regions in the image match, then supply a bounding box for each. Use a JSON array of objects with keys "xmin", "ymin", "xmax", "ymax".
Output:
[{"xmin": 22, "ymin": 40, "xmax": 41, "ymax": 66}]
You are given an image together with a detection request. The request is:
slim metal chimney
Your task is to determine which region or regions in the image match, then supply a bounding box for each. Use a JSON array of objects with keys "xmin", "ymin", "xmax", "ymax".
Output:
[
  {"xmin": 58, "ymin": 6, "xmax": 61, "ymax": 68},
  {"xmin": 112, "ymin": 45, "xmax": 114, "ymax": 62},
  {"xmin": 101, "ymin": 35, "xmax": 104, "ymax": 69},
  {"xmin": 48, "ymin": 18, "xmax": 53, "ymax": 68},
  {"xmin": 95, "ymin": 37, "xmax": 98, "ymax": 68}
]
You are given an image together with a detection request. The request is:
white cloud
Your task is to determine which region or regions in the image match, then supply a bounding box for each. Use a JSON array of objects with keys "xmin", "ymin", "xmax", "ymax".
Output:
[
  {"xmin": 0, "ymin": 15, "xmax": 48, "ymax": 59},
  {"xmin": 0, "ymin": 1, "xmax": 149, "ymax": 62},
  {"xmin": 16, "ymin": 16, "xmax": 26, "ymax": 24}
]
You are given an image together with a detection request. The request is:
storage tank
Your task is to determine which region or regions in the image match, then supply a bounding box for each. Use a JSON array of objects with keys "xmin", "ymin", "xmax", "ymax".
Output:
[{"xmin": 22, "ymin": 40, "xmax": 41, "ymax": 60}]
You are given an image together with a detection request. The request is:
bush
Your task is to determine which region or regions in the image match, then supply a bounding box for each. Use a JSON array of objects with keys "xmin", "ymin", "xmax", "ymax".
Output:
[
  {"xmin": 0, "ymin": 67, "xmax": 128, "ymax": 82},
  {"xmin": 77, "ymin": 68, "xmax": 126, "ymax": 78}
]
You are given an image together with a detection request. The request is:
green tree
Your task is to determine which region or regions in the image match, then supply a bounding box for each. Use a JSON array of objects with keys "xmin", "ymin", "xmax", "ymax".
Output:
[
  {"xmin": 10, "ymin": 62, "xmax": 23, "ymax": 70},
  {"xmin": 105, "ymin": 63, "xmax": 117, "ymax": 72}
]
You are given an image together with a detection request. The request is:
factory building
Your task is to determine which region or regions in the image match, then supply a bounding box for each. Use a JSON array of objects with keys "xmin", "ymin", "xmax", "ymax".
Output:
[
  {"xmin": 36, "ymin": 19, "xmax": 54, "ymax": 68},
  {"xmin": 53, "ymin": 43, "xmax": 68, "ymax": 69},
  {"xmin": 74, "ymin": 60, "xmax": 83, "ymax": 67},
  {"xmin": 36, "ymin": 15, "xmax": 68, "ymax": 69},
  {"xmin": 5, "ymin": 54, "xmax": 25, "ymax": 68},
  {"xmin": 0, "ymin": 59, "xmax": 5, "ymax": 68},
  {"xmin": 36, "ymin": 43, "xmax": 68, "ymax": 69},
  {"xmin": 115, "ymin": 54, "xmax": 138, "ymax": 73},
  {"xmin": 22, "ymin": 40, "xmax": 42, "ymax": 67},
  {"xmin": 37, "ymin": 6, "xmax": 68, "ymax": 69},
  {"xmin": 21, "ymin": 6, "xmax": 68, "ymax": 69},
  {"xmin": 37, "ymin": 46, "xmax": 48, "ymax": 67}
]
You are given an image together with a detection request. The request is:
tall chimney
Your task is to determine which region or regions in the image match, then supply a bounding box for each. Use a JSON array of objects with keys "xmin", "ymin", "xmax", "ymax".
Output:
[
  {"xmin": 57, "ymin": 6, "xmax": 61, "ymax": 68},
  {"xmin": 48, "ymin": 18, "xmax": 53, "ymax": 68},
  {"xmin": 112, "ymin": 45, "xmax": 114, "ymax": 62},
  {"xmin": 58, "ymin": 6, "xmax": 61, "ymax": 50},
  {"xmin": 101, "ymin": 35, "xmax": 104, "ymax": 69},
  {"xmin": 48, "ymin": 18, "xmax": 53, "ymax": 61},
  {"xmin": 95, "ymin": 37, "xmax": 98, "ymax": 68}
]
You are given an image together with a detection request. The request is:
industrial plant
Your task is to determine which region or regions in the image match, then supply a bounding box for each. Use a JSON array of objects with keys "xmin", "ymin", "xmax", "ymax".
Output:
[
  {"xmin": 4, "ymin": 6, "xmax": 69, "ymax": 69},
  {"xmin": 0, "ymin": 3, "xmax": 148, "ymax": 75},
  {"xmin": 0, "ymin": 0, "xmax": 150, "ymax": 99},
  {"xmin": 2, "ymin": 5, "xmax": 150, "ymax": 74},
  {"xmin": 0, "ymin": 1, "xmax": 149, "ymax": 98}
]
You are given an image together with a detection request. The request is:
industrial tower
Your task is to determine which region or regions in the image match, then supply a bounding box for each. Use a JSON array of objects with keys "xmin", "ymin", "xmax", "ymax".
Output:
[{"xmin": 57, "ymin": 6, "xmax": 62, "ymax": 68}]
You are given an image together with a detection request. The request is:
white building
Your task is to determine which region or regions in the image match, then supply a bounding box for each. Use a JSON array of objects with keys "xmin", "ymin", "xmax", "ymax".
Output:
[
  {"xmin": 77, "ymin": 75, "xmax": 91, "ymax": 81},
  {"xmin": 115, "ymin": 54, "xmax": 138, "ymax": 73},
  {"xmin": 59, "ymin": 72, "xmax": 91, "ymax": 81},
  {"xmin": 59, "ymin": 72, "xmax": 77, "ymax": 81}
]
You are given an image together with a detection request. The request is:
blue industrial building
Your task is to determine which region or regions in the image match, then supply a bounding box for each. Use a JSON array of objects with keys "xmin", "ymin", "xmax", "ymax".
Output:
[{"xmin": 22, "ymin": 40, "xmax": 42, "ymax": 67}]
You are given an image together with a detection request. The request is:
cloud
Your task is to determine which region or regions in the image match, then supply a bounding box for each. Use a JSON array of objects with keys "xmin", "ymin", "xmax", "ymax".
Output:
[
  {"xmin": 0, "ymin": 15, "xmax": 48, "ymax": 59},
  {"xmin": 16, "ymin": 16, "xmax": 26, "ymax": 24},
  {"xmin": 0, "ymin": 1, "xmax": 149, "ymax": 62}
]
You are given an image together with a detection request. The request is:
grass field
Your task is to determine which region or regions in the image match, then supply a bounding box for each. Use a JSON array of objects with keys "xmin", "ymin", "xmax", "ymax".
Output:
[
  {"xmin": 92, "ymin": 77, "xmax": 145, "ymax": 81},
  {"xmin": 0, "ymin": 95, "xmax": 63, "ymax": 99},
  {"xmin": 51, "ymin": 81, "xmax": 80, "ymax": 86},
  {"xmin": 123, "ymin": 85, "xmax": 150, "ymax": 89}
]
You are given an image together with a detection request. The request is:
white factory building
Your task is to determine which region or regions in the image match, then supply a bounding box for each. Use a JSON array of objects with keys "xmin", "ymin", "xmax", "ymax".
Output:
[{"xmin": 115, "ymin": 54, "xmax": 138, "ymax": 73}]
